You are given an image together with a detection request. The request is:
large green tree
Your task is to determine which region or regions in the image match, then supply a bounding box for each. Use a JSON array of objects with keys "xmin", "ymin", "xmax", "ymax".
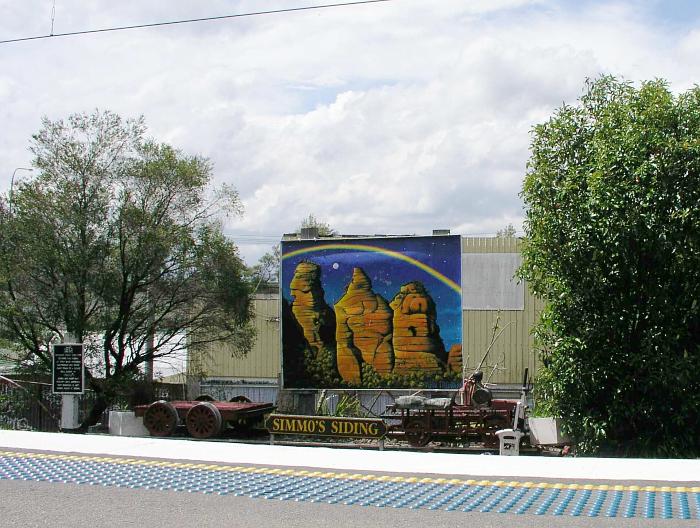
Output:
[
  {"xmin": 0, "ymin": 111, "xmax": 254, "ymax": 427},
  {"xmin": 520, "ymin": 77, "xmax": 700, "ymax": 456}
]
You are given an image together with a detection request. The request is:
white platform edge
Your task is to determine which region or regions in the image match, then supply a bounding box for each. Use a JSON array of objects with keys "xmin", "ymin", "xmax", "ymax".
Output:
[{"xmin": 1, "ymin": 430, "xmax": 698, "ymax": 483}]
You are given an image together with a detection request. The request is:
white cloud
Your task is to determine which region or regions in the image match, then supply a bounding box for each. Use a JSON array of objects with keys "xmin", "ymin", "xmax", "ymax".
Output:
[{"xmin": 1, "ymin": 0, "xmax": 699, "ymax": 263}]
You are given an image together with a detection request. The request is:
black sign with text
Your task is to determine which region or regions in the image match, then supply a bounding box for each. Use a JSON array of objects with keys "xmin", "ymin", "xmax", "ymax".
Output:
[
  {"xmin": 266, "ymin": 414, "xmax": 386, "ymax": 438},
  {"xmin": 52, "ymin": 343, "xmax": 84, "ymax": 394}
]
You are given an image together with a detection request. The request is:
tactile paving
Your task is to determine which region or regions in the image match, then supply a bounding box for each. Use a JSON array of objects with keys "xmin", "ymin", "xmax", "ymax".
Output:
[{"xmin": 0, "ymin": 450, "xmax": 698, "ymax": 520}]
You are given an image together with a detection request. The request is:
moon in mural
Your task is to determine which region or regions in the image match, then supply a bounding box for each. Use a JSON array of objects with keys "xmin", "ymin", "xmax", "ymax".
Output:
[{"xmin": 332, "ymin": 262, "xmax": 339, "ymax": 270}]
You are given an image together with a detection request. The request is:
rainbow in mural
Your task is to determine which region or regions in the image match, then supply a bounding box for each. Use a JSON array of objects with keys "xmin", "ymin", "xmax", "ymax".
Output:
[{"xmin": 280, "ymin": 235, "xmax": 462, "ymax": 389}]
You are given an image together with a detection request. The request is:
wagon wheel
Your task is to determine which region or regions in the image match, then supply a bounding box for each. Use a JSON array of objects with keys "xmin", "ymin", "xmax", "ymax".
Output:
[
  {"xmin": 404, "ymin": 419, "xmax": 431, "ymax": 447},
  {"xmin": 186, "ymin": 402, "xmax": 223, "ymax": 439},
  {"xmin": 481, "ymin": 414, "xmax": 510, "ymax": 448},
  {"xmin": 229, "ymin": 395, "xmax": 251, "ymax": 403},
  {"xmin": 194, "ymin": 394, "xmax": 215, "ymax": 401},
  {"xmin": 143, "ymin": 400, "xmax": 179, "ymax": 437}
]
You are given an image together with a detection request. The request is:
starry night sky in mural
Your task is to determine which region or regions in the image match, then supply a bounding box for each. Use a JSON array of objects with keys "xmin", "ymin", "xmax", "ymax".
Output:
[{"xmin": 281, "ymin": 235, "xmax": 462, "ymax": 349}]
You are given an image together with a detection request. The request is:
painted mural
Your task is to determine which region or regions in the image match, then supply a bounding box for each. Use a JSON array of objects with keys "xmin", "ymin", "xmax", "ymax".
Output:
[{"xmin": 281, "ymin": 235, "xmax": 462, "ymax": 389}]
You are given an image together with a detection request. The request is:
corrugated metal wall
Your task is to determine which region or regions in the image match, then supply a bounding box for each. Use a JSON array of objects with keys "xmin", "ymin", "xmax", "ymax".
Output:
[
  {"xmin": 461, "ymin": 237, "xmax": 544, "ymax": 384},
  {"xmin": 197, "ymin": 383, "xmax": 279, "ymax": 404},
  {"xmin": 196, "ymin": 293, "xmax": 280, "ymax": 380}
]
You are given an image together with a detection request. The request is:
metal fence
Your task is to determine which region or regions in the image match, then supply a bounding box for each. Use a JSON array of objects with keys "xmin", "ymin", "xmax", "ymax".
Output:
[
  {"xmin": 0, "ymin": 379, "xmax": 81, "ymax": 432},
  {"xmin": 0, "ymin": 378, "xmax": 187, "ymax": 432}
]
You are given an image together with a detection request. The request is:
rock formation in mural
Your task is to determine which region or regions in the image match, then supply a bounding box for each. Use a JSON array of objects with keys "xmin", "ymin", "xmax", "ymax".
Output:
[
  {"xmin": 447, "ymin": 344, "xmax": 463, "ymax": 374},
  {"xmin": 289, "ymin": 261, "xmax": 336, "ymax": 355},
  {"xmin": 390, "ymin": 281, "xmax": 447, "ymax": 375},
  {"xmin": 280, "ymin": 297, "xmax": 308, "ymax": 383},
  {"xmin": 335, "ymin": 267, "xmax": 394, "ymax": 384}
]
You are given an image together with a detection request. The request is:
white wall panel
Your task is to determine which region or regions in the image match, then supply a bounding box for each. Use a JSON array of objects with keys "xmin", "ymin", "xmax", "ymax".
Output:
[{"xmin": 461, "ymin": 253, "xmax": 524, "ymax": 310}]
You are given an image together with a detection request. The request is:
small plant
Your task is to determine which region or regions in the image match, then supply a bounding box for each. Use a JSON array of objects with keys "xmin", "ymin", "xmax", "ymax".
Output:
[
  {"xmin": 315, "ymin": 392, "xmax": 364, "ymax": 418},
  {"xmin": 334, "ymin": 393, "xmax": 363, "ymax": 417}
]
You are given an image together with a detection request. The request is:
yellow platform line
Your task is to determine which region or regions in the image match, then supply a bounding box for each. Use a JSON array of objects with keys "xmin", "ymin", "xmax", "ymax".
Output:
[{"xmin": 1, "ymin": 450, "xmax": 698, "ymax": 493}]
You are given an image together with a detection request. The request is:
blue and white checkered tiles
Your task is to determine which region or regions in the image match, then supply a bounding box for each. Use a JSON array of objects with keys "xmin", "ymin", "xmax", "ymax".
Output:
[{"xmin": 1, "ymin": 450, "xmax": 698, "ymax": 520}]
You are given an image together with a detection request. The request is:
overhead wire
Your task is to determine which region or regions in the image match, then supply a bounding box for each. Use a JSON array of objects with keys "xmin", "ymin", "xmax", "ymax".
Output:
[{"xmin": 0, "ymin": 0, "xmax": 394, "ymax": 45}]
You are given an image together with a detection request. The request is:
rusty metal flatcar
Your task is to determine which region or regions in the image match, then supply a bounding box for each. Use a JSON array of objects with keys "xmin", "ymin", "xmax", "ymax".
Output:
[{"xmin": 134, "ymin": 398, "xmax": 275, "ymax": 439}]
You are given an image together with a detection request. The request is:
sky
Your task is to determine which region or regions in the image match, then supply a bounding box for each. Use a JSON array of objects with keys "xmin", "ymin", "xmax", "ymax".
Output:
[{"xmin": 2, "ymin": 0, "xmax": 700, "ymax": 266}]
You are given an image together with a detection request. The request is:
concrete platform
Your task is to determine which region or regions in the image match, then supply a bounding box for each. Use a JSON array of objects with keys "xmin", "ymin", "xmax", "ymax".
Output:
[
  {"xmin": 1, "ymin": 430, "xmax": 699, "ymax": 483},
  {"xmin": 2, "ymin": 431, "xmax": 700, "ymax": 522}
]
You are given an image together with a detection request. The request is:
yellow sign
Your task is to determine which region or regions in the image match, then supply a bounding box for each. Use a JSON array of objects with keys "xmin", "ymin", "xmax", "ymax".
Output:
[{"xmin": 266, "ymin": 414, "xmax": 386, "ymax": 438}]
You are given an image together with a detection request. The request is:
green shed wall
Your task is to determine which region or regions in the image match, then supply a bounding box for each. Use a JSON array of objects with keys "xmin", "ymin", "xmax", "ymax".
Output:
[
  {"xmin": 461, "ymin": 237, "xmax": 544, "ymax": 384},
  {"xmin": 193, "ymin": 293, "xmax": 280, "ymax": 380}
]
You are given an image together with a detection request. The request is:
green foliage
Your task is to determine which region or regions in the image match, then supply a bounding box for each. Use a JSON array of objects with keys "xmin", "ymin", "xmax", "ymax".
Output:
[
  {"xmin": 248, "ymin": 214, "xmax": 336, "ymax": 291},
  {"xmin": 301, "ymin": 346, "xmax": 342, "ymax": 387},
  {"xmin": 0, "ymin": 110, "xmax": 254, "ymax": 426},
  {"xmin": 528, "ymin": 361, "xmax": 558, "ymax": 418},
  {"xmin": 248, "ymin": 214, "xmax": 336, "ymax": 293},
  {"xmin": 298, "ymin": 214, "xmax": 337, "ymax": 237},
  {"xmin": 496, "ymin": 223, "xmax": 517, "ymax": 238},
  {"xmin": 356, "ymin": 363, "xmax": 460, "ymax": 389},
  {"xmin": 294, "ymin": 349, "xmax": 460, "ymax": 390},
  {"xmin": 333, "ymin": 393, "xmax": 363, "ymax": 417},
  {"xmin": 295, "ymin": 351, "xmax": 461, "ymax": 390},
  {"xmin": 520, "ymin": 76, "xmax": 700, "ymax": 456},
  {"xmin": 360, "ymin": 363, "xmax": 383, "ymax": 388},
  {"xmin": 316, "ymin": 392, "xmax": 364, "ymax": 417},
  {"xmin": 247, "ymin": 245, "xmax": 281, "ymax": 292},
  {"xmin": 379, "ymin": 369, "xmax": 461, "ymax": 389}
]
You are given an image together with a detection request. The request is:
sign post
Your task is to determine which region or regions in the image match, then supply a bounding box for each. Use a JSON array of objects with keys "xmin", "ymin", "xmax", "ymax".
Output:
[{"xmin": 52, "ymin": 342, "xmax": 83, "ymax": 430}]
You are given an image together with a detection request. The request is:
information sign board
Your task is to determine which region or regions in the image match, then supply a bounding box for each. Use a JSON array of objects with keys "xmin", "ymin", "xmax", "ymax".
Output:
[{"xmin": 52, "ymin": 343, "xmax": 84, "ymax": 394}]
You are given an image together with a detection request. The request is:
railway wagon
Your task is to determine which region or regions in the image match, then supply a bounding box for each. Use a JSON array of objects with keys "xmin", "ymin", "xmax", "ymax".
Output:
[
  {"xmin": 382, "ymin": 370, "xmax": 527, "ymax": 447},
  {"xmin": 134, "ymin": 398, "xmax": 275, "ymax": 439}
]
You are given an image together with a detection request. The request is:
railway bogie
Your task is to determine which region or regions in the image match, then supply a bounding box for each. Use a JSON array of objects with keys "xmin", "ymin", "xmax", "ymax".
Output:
[{"xmin": 134, "ymin": 398, "xmax": 275, "ymax": 439}]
